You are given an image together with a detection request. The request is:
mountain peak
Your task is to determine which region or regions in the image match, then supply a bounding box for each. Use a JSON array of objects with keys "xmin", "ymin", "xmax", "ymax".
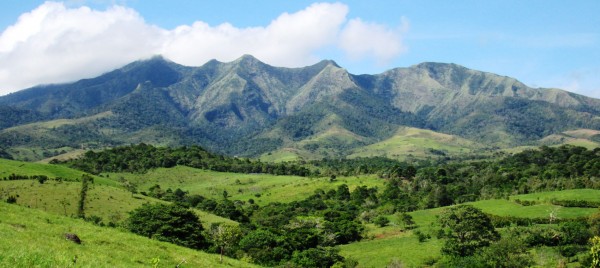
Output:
[
  {"xmin": 235, "ymin": 54, "xmax": 262, "ymax": 63},
  {"xmin": 319, "ymin": 59, "xmax": 340, "ymax": 68}
]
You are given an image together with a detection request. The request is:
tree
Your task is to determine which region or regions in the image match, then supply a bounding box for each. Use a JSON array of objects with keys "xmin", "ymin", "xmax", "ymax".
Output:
[
  {"xmin": 209, "ymin": 223, "xmax": 242, "ymax": 263},
  {"xmin": 290, "ymin": 247, "xmax": 344, "ymax": 268},
  {"xmin": 477, "ymin": 233, "xmax": 533, "ymax": 268},
  {"xmin": 591, "ymin": 236, "xmax": 600, "ymax": 268},
  {"xmin": 77, "ymin": 174, "xmax": 93, "ymax": 218},
  {"xmin": 127, "ymin": 203, "xmax": 207, "ymax": 249},
  {"xmin": 438, "ymin": 205, "xmax": 499, "ymax": 257},
  {"xmin": 589, "ymin": 212, "xmax": 600, "ymax": 237}
]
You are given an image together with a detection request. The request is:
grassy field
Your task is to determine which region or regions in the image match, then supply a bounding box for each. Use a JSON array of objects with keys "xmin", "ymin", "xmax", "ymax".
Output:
[
  {"xmin": 105, "ymin": 166, "xmax": 386, "ymax": 205},
  {"xmin": 340, "ymin": 233, "xmax": 442, "ymax": 267},
  {"xmin": 348, "ymin": 126, "xmax": 482, "ymax": 160},
  {"xmin": 0, "ymin": 158, "xmax": 117, "ymax": 187},
  {"xmin": 0, "ymin": 202, "xmax": 256, "ymax": 267},
  {"xmin": 511, "ymin": 189, "xmax": 600, "ymax": 203},
  {"xmin": 0, "ymin": 179, "xmax": 235, "ymax": 228}
]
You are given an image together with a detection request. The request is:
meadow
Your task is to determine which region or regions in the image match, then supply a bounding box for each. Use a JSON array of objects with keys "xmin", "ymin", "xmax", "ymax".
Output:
[
  {"xmin": 0, "ymin": 202, "xmax": 256, "ymax": 267},
  {"xmin": 104, "ymin": 166, "xmax": 386, "ymax": 205}
]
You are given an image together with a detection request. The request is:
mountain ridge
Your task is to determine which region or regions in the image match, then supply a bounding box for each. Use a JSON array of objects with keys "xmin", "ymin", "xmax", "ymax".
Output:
[{"xmin": 0, "ymin": 55, "xmax": 599, "ymax": 160}]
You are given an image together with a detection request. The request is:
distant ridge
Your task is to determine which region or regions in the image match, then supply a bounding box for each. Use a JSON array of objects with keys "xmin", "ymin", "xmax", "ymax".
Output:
[{"xmin": 0, "ymin": 55, "xmax": 599, "ymax": 161}]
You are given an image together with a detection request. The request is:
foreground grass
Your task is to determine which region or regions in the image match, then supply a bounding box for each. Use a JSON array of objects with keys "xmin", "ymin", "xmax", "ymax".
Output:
[
  {"xmin": 0, "ymin": 202, "xmax": 256, "ymax": 267},
  {"xmin": 106, "ymin": 166, "xmax": 385, "ymax": 205}
]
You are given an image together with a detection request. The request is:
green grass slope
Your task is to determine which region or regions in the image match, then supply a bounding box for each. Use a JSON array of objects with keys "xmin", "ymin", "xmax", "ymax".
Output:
[
  {"xmin": 0, "ymin": 179, "xmax": 236, "ymax": 228},
  {"xmin": 0, "ymin": 158, "xmax": 117, "ymax": 187},
  {"xmin": 538, "ymin": 129, "xmax": 600, "ymax": 149},
  {"xmin": 107, "ymin": 166, "xmax": 385, "ymax": 205},
  {"xmin": 348, "ymin": 126, "xmax": 483, "ymax": 160},
  {"xmin": 0, "ymin": 202, "xmax": 257, "ymax": 267}
]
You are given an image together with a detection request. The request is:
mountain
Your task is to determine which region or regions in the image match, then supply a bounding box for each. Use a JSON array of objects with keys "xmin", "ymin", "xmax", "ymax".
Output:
[{"xmin": 1, "ymin": 55, "xmax": 599, "ymax": 161}]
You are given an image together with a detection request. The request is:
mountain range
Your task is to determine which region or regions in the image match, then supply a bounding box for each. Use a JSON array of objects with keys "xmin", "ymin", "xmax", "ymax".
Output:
[{"xmin": 1, "ymin": 55, "xmax": 599, "ymax": 161}]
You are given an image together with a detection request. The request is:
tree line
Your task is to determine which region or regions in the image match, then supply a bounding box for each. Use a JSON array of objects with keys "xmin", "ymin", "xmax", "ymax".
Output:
[{"xmin": 61, "ymin": 143, "xmax": 312, "ymax": 176}]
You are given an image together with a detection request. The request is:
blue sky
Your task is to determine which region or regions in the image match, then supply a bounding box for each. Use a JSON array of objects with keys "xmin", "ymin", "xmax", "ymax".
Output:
[{"xmin": 0, "ymin": 1, "xmax": 599, "ymax": 98}]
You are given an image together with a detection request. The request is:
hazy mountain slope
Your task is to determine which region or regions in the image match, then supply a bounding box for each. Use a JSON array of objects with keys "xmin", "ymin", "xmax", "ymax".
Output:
[{"xmin": 0, "ymin": 56, "xmax": 599, "ymax": 160}]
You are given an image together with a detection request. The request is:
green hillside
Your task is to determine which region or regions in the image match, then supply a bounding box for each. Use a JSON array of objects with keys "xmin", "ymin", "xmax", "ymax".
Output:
[
  {"xmin": 0, "ymin": 202, "xmax": 257, "ymax": 267},
  {"xmin": 0, "ymin": 158, "xmax": 117, "ymax": 187},
  {"xmin": 348, "ymin": 126, "xmax": 483, "ymax": 160},
  {"xmin": 105, "ymin": 166, "xmax": 385, "ymax": 205}
]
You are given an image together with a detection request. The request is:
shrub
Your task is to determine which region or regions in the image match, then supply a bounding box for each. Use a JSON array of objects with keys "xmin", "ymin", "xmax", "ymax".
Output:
[
  {"xmin": 127, "ymin": 203, "xmax": 207, "ymax": 249},
  {"xmin": 414, "ymin": 230, "xmax": 431, "ymax": 242},
  {"xmin": 373, "ymin": 215, "xmax": 390, "ymax": 227},
  {"xmin": 6, "ymin": 195, "xmax": 17, "ymax": 204}
]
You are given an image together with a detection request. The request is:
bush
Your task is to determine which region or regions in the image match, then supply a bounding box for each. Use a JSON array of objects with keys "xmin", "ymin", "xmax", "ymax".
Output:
[
  {"xmin": 6, "ymin": 195, "xmax": 17, "ymax": 204},
  {"xmin": 290, "ymin": 247, "xmax": 344, "ymax": 268},
  {"xmin": 373, "ymin": 215, "xmax": 390, "ymax": 227},
  {"xmin": 127, "ymin": 203, "xmax": 207, "ymax": 249},
  {"xmin": 414, "ymin": 230, "xmax": 431, "ymax": 242}
]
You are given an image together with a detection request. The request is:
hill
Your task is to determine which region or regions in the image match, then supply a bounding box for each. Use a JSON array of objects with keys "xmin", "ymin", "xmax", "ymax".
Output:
[
  {"xmin": 0, "ymin": 202, "xmax": 256, "ymax": 267},
  {"xmin": 1, "ymin": 56, "xmax": 600, "ymax": 161}
]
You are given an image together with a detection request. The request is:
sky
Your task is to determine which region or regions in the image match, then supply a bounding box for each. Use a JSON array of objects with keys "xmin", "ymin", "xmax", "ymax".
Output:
[{"xmin": 0, "ymin": 1, "xmax": 599, "ymax": 98}]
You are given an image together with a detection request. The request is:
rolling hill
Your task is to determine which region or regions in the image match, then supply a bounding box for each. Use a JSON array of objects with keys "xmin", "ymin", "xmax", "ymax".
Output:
[{"xmin": 1, "ymin": 55, "xmax": 599, "ymax": 161}]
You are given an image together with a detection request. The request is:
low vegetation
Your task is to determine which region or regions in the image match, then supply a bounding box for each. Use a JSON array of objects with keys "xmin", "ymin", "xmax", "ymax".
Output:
[{"xmin": 2, "ymin": 144, "xmax": 600, "ymax": 267}]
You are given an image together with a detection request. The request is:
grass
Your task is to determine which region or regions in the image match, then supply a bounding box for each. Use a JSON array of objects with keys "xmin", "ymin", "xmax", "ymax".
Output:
[
  {"xmin": 0, "ymin": 158, "xmax": 117, "ymax": 187},
  {"xmin": 511, "ymin": 189, "xmax": 600, "ymax": 203},
  {"xmin": 105, "ymin": 166, "xmax": 385, "ymax": 205},
  {"xmin": 348, "ymin": 126, "xmax": 482, "ymax": 160},
  {"xmin": 0, "ymin": 202, "xmax": 257, "ymax": 267},
  {"xmin": 0, "ymin": 179, "xmax": 236, "ymax": 228},
  {"xmin": 471, "ymin": 199, "xmax": 597, "ymax": 219},
  {"xmin": 259, "ymin": 149, "xmax": 302, "ymax": 162},
  {"xmin": 339, "ymin": 233, "xmax": 442, "ymax": 267}
]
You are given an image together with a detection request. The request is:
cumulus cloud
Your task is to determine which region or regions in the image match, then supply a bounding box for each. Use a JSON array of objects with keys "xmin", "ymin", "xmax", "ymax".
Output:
[
  {"xmin": 339, "ymin": 17, "xmax": 409, "ymax": 64},
  {"xmin": 0, "ymin": 2, "xmax": 408, "ymax": 95}
]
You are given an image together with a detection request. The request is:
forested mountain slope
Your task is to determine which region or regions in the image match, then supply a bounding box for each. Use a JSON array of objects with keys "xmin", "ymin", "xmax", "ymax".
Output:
[{"xmin": 1, "ymin": 55, "xmax": 599, "ymax": 160}]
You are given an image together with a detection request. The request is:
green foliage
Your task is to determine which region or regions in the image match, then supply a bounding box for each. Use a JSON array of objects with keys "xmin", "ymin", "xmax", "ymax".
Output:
[
  {"xmin": 6, "ymin": 195, "xmax": 17, "ymax": 204},
  {"xmin": 438, "ymin": 205, "xmax": 499, "ymax": 257},
  {"xmin": 289, "ymin": 247, "xmax": 345, "ymax": 268},
  {"xmin": 66, "ymin": 143, "xmax": 312, "ymax": 176},
  {"xmin": 591, "ymin": 236, "xmax": 600, "ymax": 268},
  {"xmin": 373, "ymin": 215, "xmax": 390, "ymax": 227},
  {"xmin": 397, "ymin": 212, "xmax": 416, "ymax": 229},
  {"xmin": 77, "ymin": 174, "xmax": 93, "ymax": 218},
  {"xmin": 209, "ymin": 223, "xmax": 243, "ymax": 262},
  {"xmin": 476, "ymin": 233, "xmax": 533, "ymax": 268},
  {"xmin": 559, "ymin": 221, "xmax": 591, "ymax": 246},
  {"xmin": 590, "ymin": 212, "xmax": 600, "ymax": 236},
  {"xmin": 127, "ymin": 203, "xmax": 208, "ymax": 249}
]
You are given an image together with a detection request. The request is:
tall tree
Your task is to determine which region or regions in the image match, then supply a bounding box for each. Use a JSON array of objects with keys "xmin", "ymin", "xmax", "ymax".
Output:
[{"xmin": 438, "ymin": 205, "xmax": 499, "ymax": 257}]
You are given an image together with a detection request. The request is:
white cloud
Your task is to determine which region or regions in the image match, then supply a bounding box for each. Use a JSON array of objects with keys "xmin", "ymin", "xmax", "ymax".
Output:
[
  {"xmin": 0, "ymin": 2, "xmax": 163, "ymax": 94},
  {"xmin": 0, "ymin": 1, "xmax": 408, "ymax": 95},
  {"xmin": 339, "ymin": 17, "xmax": 409, "ymax": 64}
]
